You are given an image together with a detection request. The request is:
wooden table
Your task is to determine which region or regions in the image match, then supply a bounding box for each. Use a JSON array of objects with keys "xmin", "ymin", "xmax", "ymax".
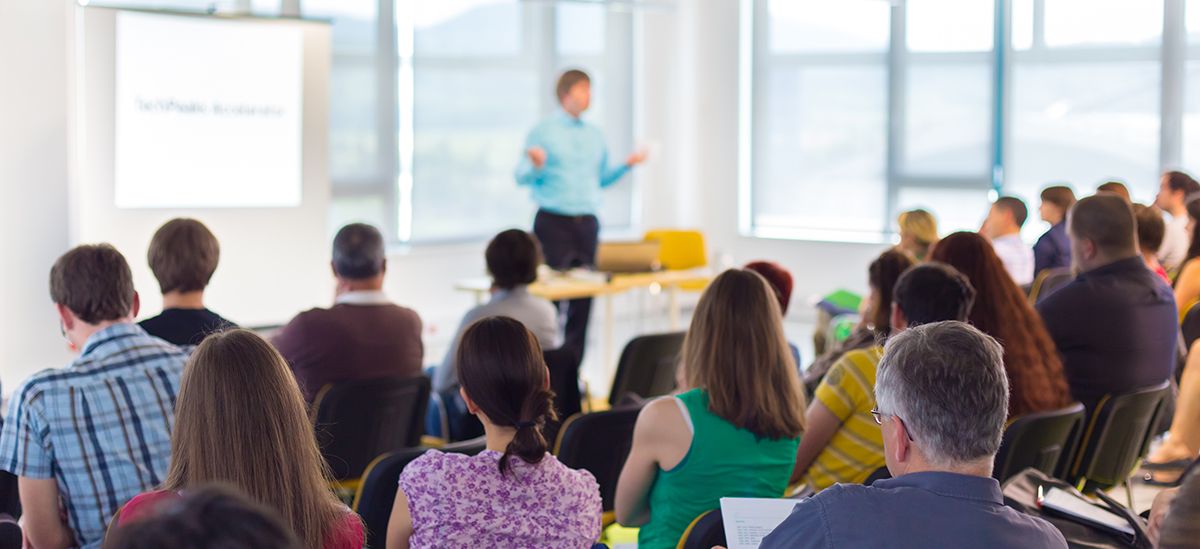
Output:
[{"xmin": 455, "ymin": 269, "xmax": 710, "ymax": 382}]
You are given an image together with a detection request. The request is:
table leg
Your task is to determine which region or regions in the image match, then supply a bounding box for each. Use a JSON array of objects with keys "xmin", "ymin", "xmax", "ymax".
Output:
[
  {"xmin": 603, "ymin": 293, "xmax": 615, "ymax": 389},
  {"xmin": 668, "ymin": 285, "xmax": 681, "ymax": 330}
]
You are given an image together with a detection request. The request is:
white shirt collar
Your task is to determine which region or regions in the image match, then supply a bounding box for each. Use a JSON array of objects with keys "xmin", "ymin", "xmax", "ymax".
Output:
[{"xmin": 335, "ymin": 290, "xmax": 392, "ymax": 306}]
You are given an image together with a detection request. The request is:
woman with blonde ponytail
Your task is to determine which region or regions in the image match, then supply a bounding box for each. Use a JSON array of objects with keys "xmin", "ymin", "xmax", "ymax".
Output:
[{"xmin": 387, "ymin": 316, "xmax": 601, "ymax": 548}]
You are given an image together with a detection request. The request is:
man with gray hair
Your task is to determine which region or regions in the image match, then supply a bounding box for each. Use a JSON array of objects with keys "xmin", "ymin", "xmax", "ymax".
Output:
[
  {"xmin": 761, "ymin": 321, "xmax": 1066, "ymax": 548},
  {"xmin": 273, "ymin": 223, "xmax": 424, "ymax": 401}
]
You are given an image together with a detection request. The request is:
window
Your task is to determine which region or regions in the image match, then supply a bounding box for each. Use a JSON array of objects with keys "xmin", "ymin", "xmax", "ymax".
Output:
[
  {"xmin": 747, "ymin": 0, "xmax": 995, "ymax": 242},
  {"xmin": 317, "ymin": 0, "xmax": 635, "ymax": 243},
  {"xmin": 745, "ymin": 0, "xmax": 1199, "ymax": 243},
  {"xmin": 1184, "ymin": 0, "xmax": 1200, "ymax": 172},
  {"xmin": 1009, "ymin": 0, "xmax": 1162, "ymax": 242}
]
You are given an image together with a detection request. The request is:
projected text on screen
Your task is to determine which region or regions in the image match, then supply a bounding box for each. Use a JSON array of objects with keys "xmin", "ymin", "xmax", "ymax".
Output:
[{"xmin": 115, "ymin": 12, "xmax": 303, "ymax": 208}]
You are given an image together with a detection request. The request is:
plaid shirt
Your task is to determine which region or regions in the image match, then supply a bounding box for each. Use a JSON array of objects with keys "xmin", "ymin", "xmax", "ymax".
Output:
[{"xmin": 0, "ymin": 323, "xmax": 189, "ymax": 548}]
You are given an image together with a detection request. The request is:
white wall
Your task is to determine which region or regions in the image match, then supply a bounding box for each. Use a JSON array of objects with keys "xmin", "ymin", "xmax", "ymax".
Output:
[{"xmin": 0, "ymin": 0, "xmax": 76, "ymax": 389}]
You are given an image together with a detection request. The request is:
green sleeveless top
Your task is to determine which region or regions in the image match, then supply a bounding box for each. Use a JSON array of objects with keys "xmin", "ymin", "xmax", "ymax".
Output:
[{"xmin": 637, "ymin": 388, "xmax": 800, "ymax": 549}]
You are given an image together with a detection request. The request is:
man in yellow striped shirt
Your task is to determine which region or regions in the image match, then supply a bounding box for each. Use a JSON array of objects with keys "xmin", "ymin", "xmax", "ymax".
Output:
[{"xmin": 792, "ymin": 263, "xmax": 977, "ymax": 491}]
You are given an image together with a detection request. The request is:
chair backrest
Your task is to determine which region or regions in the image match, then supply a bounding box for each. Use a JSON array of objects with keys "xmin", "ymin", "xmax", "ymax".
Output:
[
  {"xmin": 677, "ymin": 510, "xmax": 726, "ymax": 549},
  {"xmin": 554, "ymin": 407, "xmax": 642, "ymax": 512},
  {"xmin": 313, "ymin": 375, "xmax": 431, "ymax": 481},
  {"xmin": 1029, "ymin": 267, "xmax": 1074, "ymax": 304},
  {"xmin": 352, "ymin": 447, "xmax": 428, "ymax": 549},
  {"xmin": 992, "ymin": 403, "xmax": 1086, "ymax": 483},
  {"xmin": 1066, "ymin": 382, "xmax": 1171, "ymax": 493},
  {"xmin": 644, "ymin": 230, "xmax": 707, "ymax": 270},
  {"xmin": 1182, "ymin": 302, "xmax": 1200, "ymax": 351},
  {"xmin": 609, "ymin": 332, "xmax": 685, "ymax": 406},
  {"xmin": 544, "ymin": 347, "xmax": 583, "ymax": 421},
  {"xmin": 352, "ymin": 436, "xmax": 485, "ymax": 549}
]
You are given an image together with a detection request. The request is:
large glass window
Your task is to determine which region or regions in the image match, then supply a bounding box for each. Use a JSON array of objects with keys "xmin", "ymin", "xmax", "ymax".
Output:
[
  {"xmin": 1010, "ymin": 0, "xmax": 1162, "ymax": 241},
  {"xmin": 746, "ymin": 0, "xmax": 1197, "ymax": 243},
  {"xmin": 316, "ymin": 0, "xmax": 635, "ymax": 243},
  {"xmin": 749, "ymin": 0, "xmax": 995, "ymax": 241}
]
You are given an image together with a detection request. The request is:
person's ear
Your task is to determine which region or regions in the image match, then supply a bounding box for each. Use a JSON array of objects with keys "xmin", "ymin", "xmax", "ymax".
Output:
[
  {"xmin": 379, "ymin": 259, "xmax": 387, "ymax": 275},
  {"xmin": 459, "ymin": 387, "xmax": 480, "ymax": 415},
  {"xmin": 890, "ymin": 303, "xmax": 906, "ymax": 333},
  {"xmin": 131, "ymin": 291, "xmax": 140, "ymax": 319},
  {"xmin": 544, "ymin": 365, "xmax": 552, "ymax": 390},
  {"xmin": 891, "ymin": 416, "xmax": 911, "ymax": 464},
  {"xmin": 56, "ymin": 303, "xmax": 75, "ymax": 331}
]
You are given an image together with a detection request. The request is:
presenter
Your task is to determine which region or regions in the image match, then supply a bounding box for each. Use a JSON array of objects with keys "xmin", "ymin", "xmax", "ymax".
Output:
[{"xmin": 515, "ymin": 69, "xmax": 647, "ymax": 358}]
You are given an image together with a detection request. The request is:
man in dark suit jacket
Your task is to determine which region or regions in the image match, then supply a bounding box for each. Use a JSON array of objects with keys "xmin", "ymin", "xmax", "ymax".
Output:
[{"xmin": 273, "ymin": 223, "xmax": 423, "ymax": 401}]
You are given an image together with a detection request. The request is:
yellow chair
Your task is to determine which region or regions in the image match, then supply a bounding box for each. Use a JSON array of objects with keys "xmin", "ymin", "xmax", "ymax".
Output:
[
  {"xmin": 644, "ymin": 229, "xmax": 708, "ymax": 291},
  {"xmin": 644, "ymin": 229, "xmax": 707, "ymax": 270}
]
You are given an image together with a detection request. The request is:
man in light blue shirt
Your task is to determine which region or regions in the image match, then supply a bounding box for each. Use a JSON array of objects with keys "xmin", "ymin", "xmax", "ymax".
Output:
[{"xmin": 514, "ymin": 69, "xmax": 646, "ymax": 355}]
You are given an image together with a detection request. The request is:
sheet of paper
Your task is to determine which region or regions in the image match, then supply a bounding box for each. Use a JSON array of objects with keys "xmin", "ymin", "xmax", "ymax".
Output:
[{"xmin": 720, "ymin": 497, "xmax": 800, "ymax": 549}]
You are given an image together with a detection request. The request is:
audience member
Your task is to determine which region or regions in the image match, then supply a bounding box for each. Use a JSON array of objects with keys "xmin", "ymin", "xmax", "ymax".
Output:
[
  {"xmin": 273, "ymin": 223, "xmax": 423, "ymax": 401},
  {"xmin": 119, "ymin": 329, "xmax": 363, "ymax": 549},
  {"xmin": 980, "ymin": 196, "xmax": 1035, "ymax": 285},
  {"xmin": 1097, "ymin": 180, "xmax": 1131, "ymax": 202},
  {"xmin": 0, "ymin": 244, "xmax": 190, "ymax": 549},
  {"xmin": 792, "ymin": 263, "xmax": 975, "ymax": 492},
  {"xmin": 1155, "ymin": 170, "xmax": 1200, "ymax": 272},
  {"xmin": 1133, "ymin": 203, "xmax": 1171, "ymax": 284},
  {"xmin": 1149, "ymin": 461, "xmax": 1200, "ymax": 548},
  {"xmin": 1033, "ymin": 186, "xmax": 1076, "ymax": 276},
  {"xmin": 105, "ymin": 485, "xmax": 303, "ymax": 549},
  {"xmin": 761, "ymin": 322, "xmax": 1067, "ymax": 549},
  {"xmin": 1147, "ymin": 340, "xmax": 1200, "ymax": 469},
  {"xmin": 804, "ymin": 250, "xmax": 913, "ymax": 394},
  {"xmin": 390, "ymin": 317, "xmax": 600, "ymax": 548},
  {"xmin": 896, "ymin": 209, "xmax": 938, "ymax": 262},
  {"xmin": 139, "ymin": 218, "xmax": 236, "ymax": 346},
  {"xmin": 615, "ymin": 269, "xmax": 806, "ymax": 549},
  {"xmin": 930, "ymin": 232, "xmax": 1074, "ymax": 418},
  {"xmin": 433, "ymin": 230, "xmax": 559, "ymax": 437},
  {"xmin": 1173, "ymin": 196, "xmax": 1200, "ymax": 318},
  {"xmin": 744, "ymin": 260, "xmax": 801, "ymax": 367},
  {"xmin": 1037, "ymin": 194, "xmax": 1177, "ymax": 414}
]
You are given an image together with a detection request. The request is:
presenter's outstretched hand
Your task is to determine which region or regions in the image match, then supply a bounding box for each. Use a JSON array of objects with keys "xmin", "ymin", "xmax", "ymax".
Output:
[
  {"xmin": 527, "ymin": 146, "xmax": 547, "ymax": 169},
  {"xmin": 626, "ymin": 148, "xmax": 649, "ymax": 167}
]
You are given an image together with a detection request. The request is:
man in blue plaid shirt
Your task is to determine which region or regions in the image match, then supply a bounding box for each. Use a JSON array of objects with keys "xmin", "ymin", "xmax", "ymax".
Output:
[{"xmin": 0, "ymin": 244, "xmax": 189, "ymax": 548}]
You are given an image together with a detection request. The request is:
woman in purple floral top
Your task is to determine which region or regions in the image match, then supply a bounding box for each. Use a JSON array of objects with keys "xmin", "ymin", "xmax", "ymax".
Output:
[{"xmin": 387, "ymin": 316, "xmax": 602, "ymax": 549}]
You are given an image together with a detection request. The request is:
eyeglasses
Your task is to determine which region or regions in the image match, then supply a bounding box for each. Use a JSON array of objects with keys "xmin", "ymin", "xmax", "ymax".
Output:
[{"xmin": 870, "ymin": 408, "xmax": 915, "ymax": 442}]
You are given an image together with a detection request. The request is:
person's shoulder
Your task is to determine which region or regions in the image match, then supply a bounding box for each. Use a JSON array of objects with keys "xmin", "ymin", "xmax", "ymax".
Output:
[{"xmin": 120, "ymin": 490, "xmax": 180, "ymax": 525}]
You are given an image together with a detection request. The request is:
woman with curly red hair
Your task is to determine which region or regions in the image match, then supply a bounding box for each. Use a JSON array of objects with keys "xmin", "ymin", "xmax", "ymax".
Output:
[{"xmin": 930, "ymin": 232, "xmax": 1073, "ymax": 417}]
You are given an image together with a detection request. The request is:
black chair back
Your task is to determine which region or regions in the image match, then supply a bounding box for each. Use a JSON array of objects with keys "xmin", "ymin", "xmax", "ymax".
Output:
[
  {"xmin": 553, "ymin": 407, "xmax": 642, "ymax": 511},
  {"xmin": 352, "ymin": 436, "xmax": 485, "ymax": 549},
  {"xmin": 1065, "ymin": 382, "xmax": 1171, "ymax": 493},
  {"xmin": 608, "ymin": 332, "xmax": 685, "ymax": 406},
  {"xmin": 545, "ymin": 347, "xmax": 583, "ymax": 420},
  {"xmin": 313, "ymin": 375, "xmax": 431, "ymax": 481},
  {"xmin": 863, "ymin": 466, "xmax": 892, "ymax": 485},
  {"xmin": 1029, "ymin": 267, "xmax": 1074, "ymax": 304},
  {"xmin": 993, "ymin": 403, "xmax": 1085, "ymax": 483},
  {"xmin": 353, "ymin": 447, "xmax": 427, "ymax": 549},
  {"xmin": 1182, "ymin": 302, "xmax": 1200, "ymax": 351},
  {"xmin": 679, "ymin": 510, "xmax": 726, "ymax": 549}
]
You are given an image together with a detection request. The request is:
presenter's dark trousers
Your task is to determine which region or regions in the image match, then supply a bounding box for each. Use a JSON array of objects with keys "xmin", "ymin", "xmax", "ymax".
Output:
[{"xmin": 533, "ymin": 209, "xmax": 599, "ymax": 361}]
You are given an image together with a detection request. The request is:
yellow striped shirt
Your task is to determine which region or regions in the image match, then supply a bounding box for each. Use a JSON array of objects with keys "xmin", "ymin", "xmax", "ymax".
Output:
[{"xmin": 803, "ymin": 346, "xmax": 885, "ymax": 492}]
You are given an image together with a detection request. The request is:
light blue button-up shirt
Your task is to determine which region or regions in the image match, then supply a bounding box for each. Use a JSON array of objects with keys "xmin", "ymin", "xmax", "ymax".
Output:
[{"xmin": 515, "ymin": 110, "xmax": 632, "ymax": 216}]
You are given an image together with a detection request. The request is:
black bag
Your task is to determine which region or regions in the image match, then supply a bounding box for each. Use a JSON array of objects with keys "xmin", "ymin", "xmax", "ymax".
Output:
[{"xmin": 1001, "ymin": 468, "xmax": 1151, "ymax": 549}]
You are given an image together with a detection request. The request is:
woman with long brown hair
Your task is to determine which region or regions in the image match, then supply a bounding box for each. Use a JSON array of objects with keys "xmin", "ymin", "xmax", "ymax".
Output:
[
  {"xmin": 615, "ymin": 269, "xmax": 807, "ymax": 549},
  {"xmin": 930, "ymin": 232, "xmax": 1073, "ymax": 417},
  {"xmin": 117, "ymin": 329, "xmax": 362, "ymax": 548},
  {"xmin": 387, "ymin": 316, "xmax": 601, "ymax": 548}
]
